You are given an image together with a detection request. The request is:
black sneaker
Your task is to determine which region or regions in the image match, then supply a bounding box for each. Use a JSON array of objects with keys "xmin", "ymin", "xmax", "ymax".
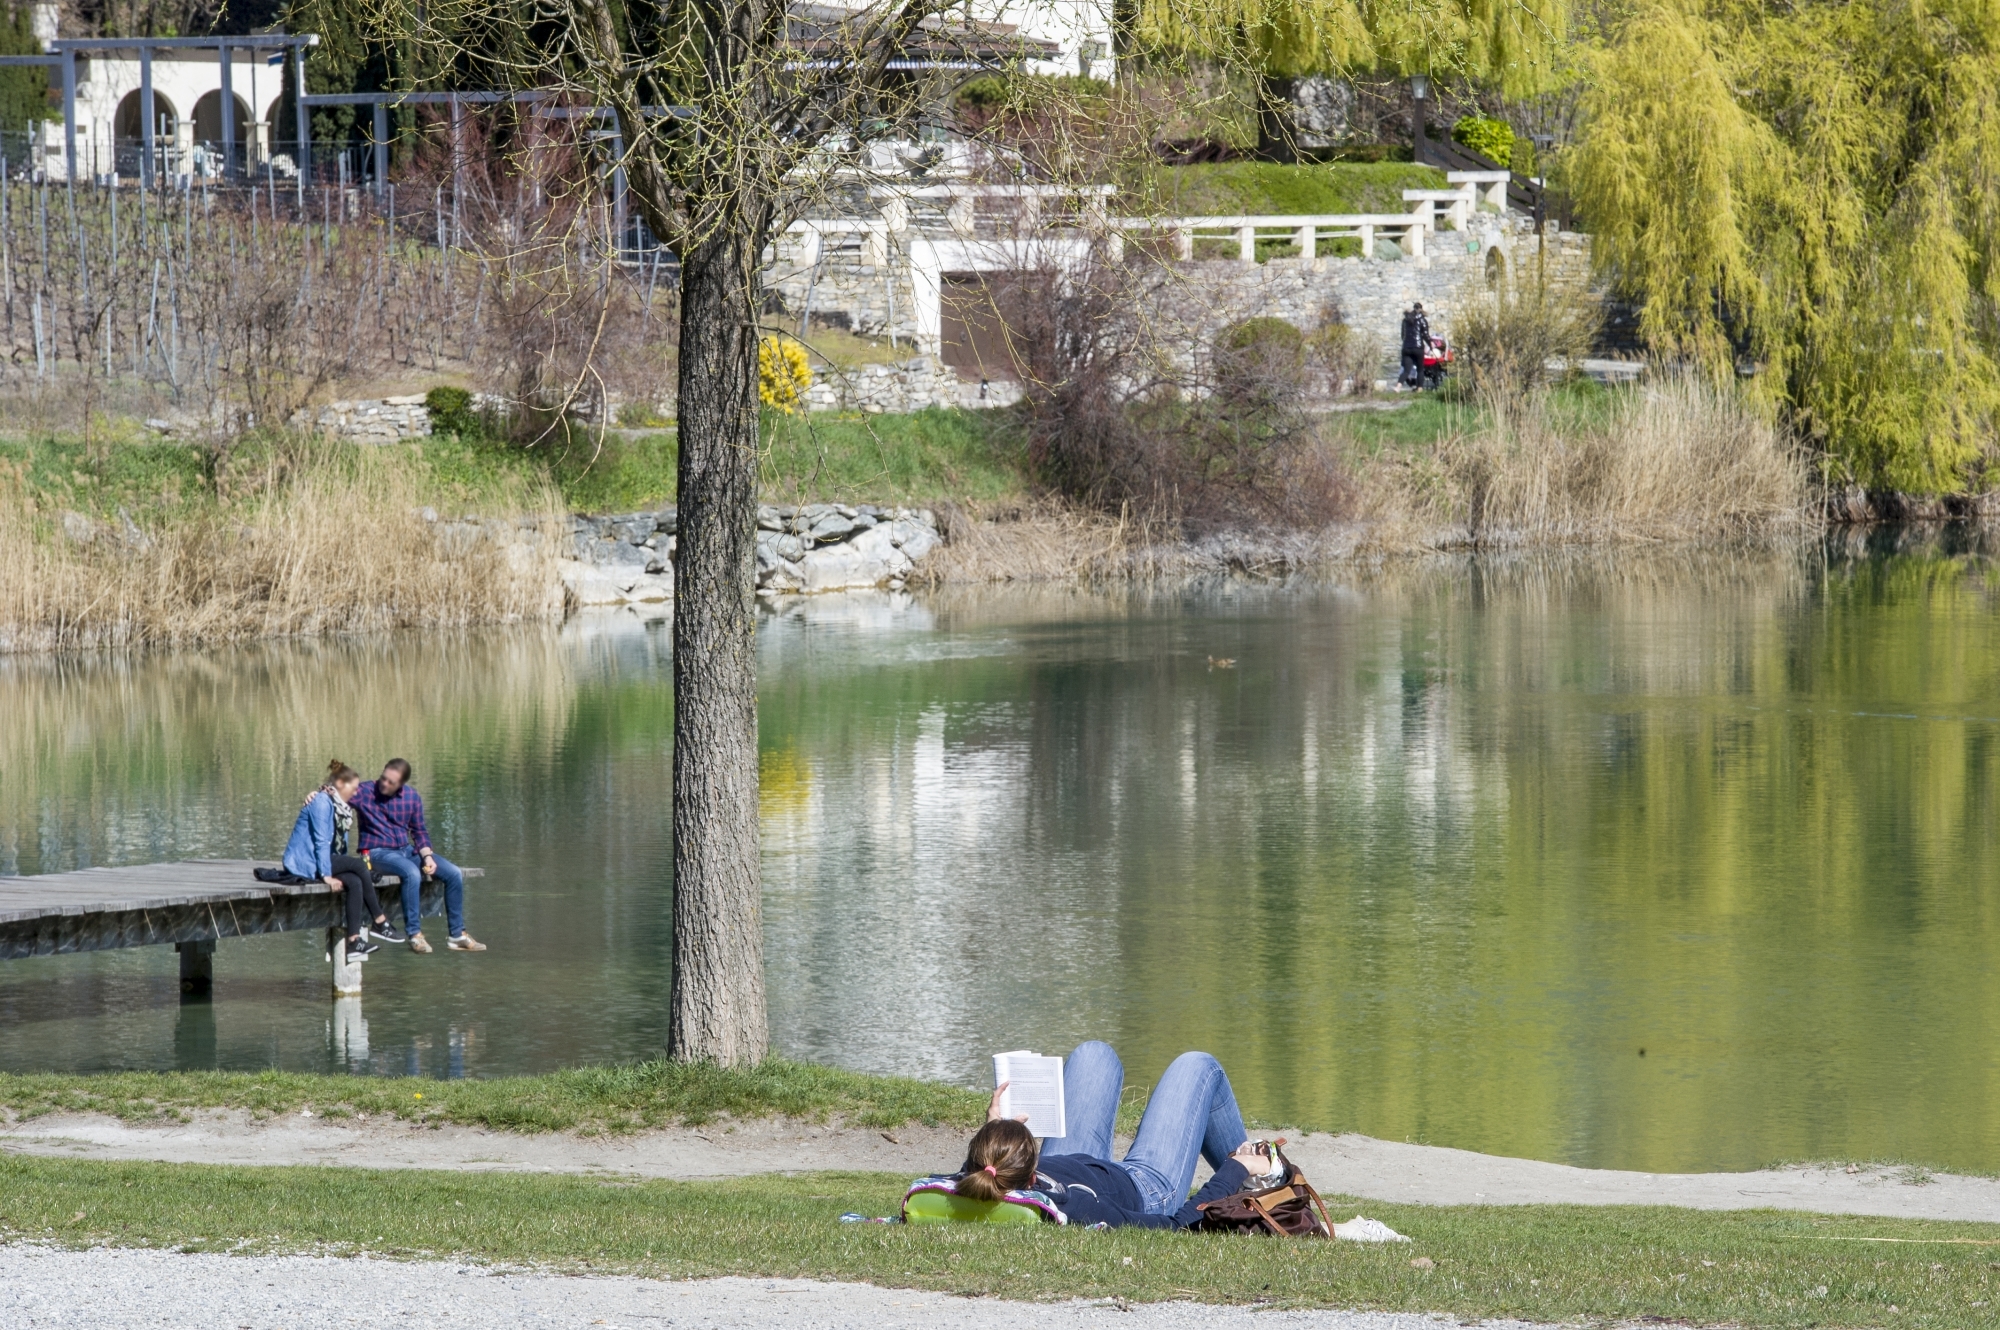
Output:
[
  {"xmin": 370, "ymin": 922, "xmax": 407, "ymax": 944},
  {"xmin": 345, "ymin": 936, "xmax": 380, "ymax": 958}
]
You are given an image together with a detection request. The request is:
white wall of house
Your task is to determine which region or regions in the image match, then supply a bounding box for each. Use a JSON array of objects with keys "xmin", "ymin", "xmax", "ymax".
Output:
[
  {"xmin": 43, "ymin": 49, "xmax": 288, "ymax": 181},
  {"xmin": 970, "ymin": 0, "xmax": 1114, "ymax": 80}
]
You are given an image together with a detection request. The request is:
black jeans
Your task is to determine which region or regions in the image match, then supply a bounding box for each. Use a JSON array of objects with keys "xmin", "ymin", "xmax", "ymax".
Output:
[
  {"xmin": 329, "ymin": 853, "xmax": 382, "ymax": 940},
  {"xmin": 1400, "ymin": 349, "xmax": 1423, "ymax": 385}
]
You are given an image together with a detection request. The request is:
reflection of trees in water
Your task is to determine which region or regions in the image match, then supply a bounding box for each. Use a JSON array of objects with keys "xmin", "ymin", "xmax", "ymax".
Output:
[
  {"xmin": 763, "ymin": 544, "xmax": 2000, "ymax": 1173},
  {"xmin": 0, "ymin": 614, "xmax": 680, "ymax": 1077},
  {"xmin": 0, "ymin": 628, "xmax": 586, "ymax": 876}
]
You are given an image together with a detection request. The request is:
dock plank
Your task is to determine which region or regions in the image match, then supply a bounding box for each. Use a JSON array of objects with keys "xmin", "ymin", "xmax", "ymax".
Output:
[{"xmin": 0, "ymin": 860, "xmax": 482, "ymax": 960}]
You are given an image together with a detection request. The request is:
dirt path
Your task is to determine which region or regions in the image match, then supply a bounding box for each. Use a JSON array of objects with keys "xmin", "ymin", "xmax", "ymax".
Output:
[
  {"xmin": 4, "ymin": 1110, "xmax": 1993, "ymax": 1223},
  {"xmin": 0, "ymin": 1249, "xmax": 1553, "ymax": 1330}
]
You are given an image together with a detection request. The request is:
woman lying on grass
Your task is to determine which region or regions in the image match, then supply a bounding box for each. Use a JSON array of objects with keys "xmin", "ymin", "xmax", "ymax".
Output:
[{"xmin": 948, "ymin": 1042, "xmax": 1279, "ymax": 1228}]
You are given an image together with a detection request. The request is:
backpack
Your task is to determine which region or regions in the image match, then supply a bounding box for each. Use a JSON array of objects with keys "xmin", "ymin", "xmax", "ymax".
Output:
[{"xmin": 1195, "ymin": 1141, "xmax": 1334, "ymax": 1238}]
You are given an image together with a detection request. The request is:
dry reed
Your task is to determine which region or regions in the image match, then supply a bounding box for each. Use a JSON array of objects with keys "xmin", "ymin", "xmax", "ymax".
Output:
[
  {"xmin": 1367, "ymin": 372, "xmax": 1813, "ymax": 547},
  {"xmin": 925, "ymin": 375, "xmax": 1813, "ymax": 587},
  {"xmin": 0, "ymin": 440, "xmax": 565, "ymax": 653}
]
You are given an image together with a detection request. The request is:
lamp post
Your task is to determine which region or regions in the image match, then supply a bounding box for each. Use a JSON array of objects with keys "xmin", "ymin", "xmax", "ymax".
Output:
[
  {"xmin": 1531, "ymin": 132, "xmax": 1555, "ymax": 236},
  {"xmin": 1410, "ymin": 73, "xmax": 1430, "ymax": 167}
]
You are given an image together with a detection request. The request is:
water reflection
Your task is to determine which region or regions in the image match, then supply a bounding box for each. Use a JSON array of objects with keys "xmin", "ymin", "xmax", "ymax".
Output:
[{"xmin": 3, "ymin": 545, "xmax": 2000, "ymax": 1173}]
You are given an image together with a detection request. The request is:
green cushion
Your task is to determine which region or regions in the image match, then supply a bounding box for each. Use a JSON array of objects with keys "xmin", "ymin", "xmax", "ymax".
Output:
[{"xmin": 903, "ymin": 1190, "xmax": 1046, "ymax": 1225}]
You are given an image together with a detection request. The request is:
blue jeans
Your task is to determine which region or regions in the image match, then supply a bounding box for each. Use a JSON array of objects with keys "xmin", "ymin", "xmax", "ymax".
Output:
[
  {"xmin": 1038, "ymin": 1041, "xmax": 1248, "ymax": 1215},
  {"xmin": 369, "ymin": 848, "xmax": 466, "ymax": 937}
]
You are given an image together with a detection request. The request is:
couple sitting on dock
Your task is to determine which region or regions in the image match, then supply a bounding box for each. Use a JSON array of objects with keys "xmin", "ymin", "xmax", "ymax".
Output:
[{"xmin": 277, "ymin": 758, "xmax": 483, "ymax": 959}]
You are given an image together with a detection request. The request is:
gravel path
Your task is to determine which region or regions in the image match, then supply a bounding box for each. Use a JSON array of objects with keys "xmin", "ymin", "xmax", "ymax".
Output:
[
  {"xmin": 0, "ymin": 1247, "xmax": 1548, "ymax": 1330},
  {"xmin": 5, "ymin": 1111, "xmax": 1996, "ymax": 1223}
]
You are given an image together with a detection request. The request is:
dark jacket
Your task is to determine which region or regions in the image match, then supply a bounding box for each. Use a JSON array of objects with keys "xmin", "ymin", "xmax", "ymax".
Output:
[
  {"xmin": 1036, "ymin": 1155, "xmax": 1251, "ymax": 1229},
  {"xmin": 1400, "ymin": 309, "xmax": 1431, "ymax": 354}
]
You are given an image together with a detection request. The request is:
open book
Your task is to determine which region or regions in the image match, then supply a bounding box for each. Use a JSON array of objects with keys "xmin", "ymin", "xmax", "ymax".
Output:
[{"xmin": 992, "ymin": 1049, "xmax": 1065, "ymax": 1139}]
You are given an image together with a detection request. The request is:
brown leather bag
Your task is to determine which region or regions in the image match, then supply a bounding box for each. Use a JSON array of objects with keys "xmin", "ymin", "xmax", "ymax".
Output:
[{"xmin": 1196, "ymin": 1142, "xmax": 1334, "ymax": 1238}]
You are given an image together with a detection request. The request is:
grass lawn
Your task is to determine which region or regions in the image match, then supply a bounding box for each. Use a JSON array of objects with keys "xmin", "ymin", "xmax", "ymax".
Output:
[
  {"xmin": 0, "ymin": 407, "xmax": 1027, "ymax": 524},
  {"xmin": 1123, "ymin": 162, "xmax": 1451, "ymax": 220},
  {"xmin": 761, "ymin": 408, "xmax": 1023, "ymax": 506},
  {"xmin": 4, "ymin": 1156, "xmax": 1999, "ymax": 1326},
  {"xmin": 532, "ymin": 410, "xmax": 1024, "ymax": 513},
  {"xmin": 0, "ymin": 1060, "xmax": 989, "ymax": 1135},
  {"xmin": 1332, "ymin": 380, "xmax": 1632, "ymax": 460}
]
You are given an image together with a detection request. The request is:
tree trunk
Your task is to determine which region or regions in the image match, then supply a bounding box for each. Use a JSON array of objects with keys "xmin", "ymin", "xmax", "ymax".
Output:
[{"xmin": 668, "ymin": 219, "xmax": 768, "ymax": 1067}]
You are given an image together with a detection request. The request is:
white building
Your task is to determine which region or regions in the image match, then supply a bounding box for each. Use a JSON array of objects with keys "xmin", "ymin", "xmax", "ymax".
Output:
[
  {"xmin": 967, "ymin": 0, "xmax": 1114, "ymax": 80},
  {"xmin": 46, "ymin": 45, "xmax": 292, "ymax": 181}
]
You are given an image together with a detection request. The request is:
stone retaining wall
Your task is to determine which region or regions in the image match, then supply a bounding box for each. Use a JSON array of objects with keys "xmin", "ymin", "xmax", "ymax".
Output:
[
  {"xmin": 290, "ymin": 395, "xmax": 433, "ymax": 443},
  {"xmin": 802, "ymin": 356, "xmax": 963, "ymax": 414},
  {"xmin": 1174, "ymin": 218, "xmax": 1594, "ymax": 373},
  {"xmin": 559, "ymin": 503, "xmax": 941, "ymax": 605}
]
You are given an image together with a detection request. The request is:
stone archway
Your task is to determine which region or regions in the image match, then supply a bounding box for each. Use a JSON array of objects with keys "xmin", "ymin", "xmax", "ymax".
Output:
[
  {"xmin": 191, "ymin": 90, "xmax": 249, "ymax": 148},
  {"xmin": 114, "ymin": 89, "xmax": 178, "ymax": 144}
]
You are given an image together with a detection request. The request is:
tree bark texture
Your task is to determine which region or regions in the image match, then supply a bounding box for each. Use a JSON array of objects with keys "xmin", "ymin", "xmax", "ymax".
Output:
[{"xmin": 668, "ymin": 221, "xmax": 768, "ymax": 1067}]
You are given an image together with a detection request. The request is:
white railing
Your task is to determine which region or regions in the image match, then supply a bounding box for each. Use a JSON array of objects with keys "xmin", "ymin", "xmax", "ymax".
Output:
[
  {"xmin": 1119, "ymin": 174, "xmax": 1517, "ymax": 265},
  {"xmin": 784, "ymin": 176, "xmax": 1518, "ymax": 271},
  {"xmin": 1117, "ymin": 212, "xmax": 1431, "ymax": 262}
]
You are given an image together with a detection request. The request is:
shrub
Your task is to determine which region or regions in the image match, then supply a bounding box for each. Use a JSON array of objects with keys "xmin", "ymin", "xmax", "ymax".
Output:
[
  {"xmin": 1450, "ymin": 276, "xmax": 1604, "ymax": 393},
  {"xmin": 1308, "ymin": 320, "xmax": 1376, "ymax": 395},
  {"xmin": 956, "ymin": 76, "xmax": 1008, "ymax": 110},
  {"xmin": 758, "ymin": 335, "xmax": 813, "ymax": 415},
  {"xmin": 424, "ymin": 386, "xmax": 484, "ymax": 440},
  {"xmin": 1452, "ymin": 115, "xmax": 1515, "ymax": 166},
  {"xmin": 1214, "ymin": 318, "xmax": 1309, "ymax": 409},
  {"xmin": 1006, "ymin": 255, "xmax": 1350, "ymax": 530},
  {"xmin": 1218, "ymin": 316, "xmax": 1304, "ymax": 358}
]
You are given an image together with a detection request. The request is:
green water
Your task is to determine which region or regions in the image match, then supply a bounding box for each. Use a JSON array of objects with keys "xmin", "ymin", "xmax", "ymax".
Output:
[{"xmin": 3, "ymin": 539, "xmax": 1998, "ymax": 1175}]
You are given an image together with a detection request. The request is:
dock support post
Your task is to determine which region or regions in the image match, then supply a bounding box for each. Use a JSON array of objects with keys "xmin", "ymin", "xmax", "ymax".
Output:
[
  {"xmin": 327, "ymin": 928, "xmax": 364, "ymax": 994},
  {"xmin": 176, "ymin": 938, "xmax": 215, "ymax": 994}
]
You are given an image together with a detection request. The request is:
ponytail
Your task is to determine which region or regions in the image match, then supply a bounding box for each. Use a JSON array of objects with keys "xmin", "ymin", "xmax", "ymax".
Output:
[{"xmin": 957, "ymin": 1119, "xmax": 1037, "ymax": 1202}]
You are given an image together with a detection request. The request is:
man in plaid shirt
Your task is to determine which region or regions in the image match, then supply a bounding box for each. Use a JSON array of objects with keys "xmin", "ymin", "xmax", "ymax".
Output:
[{"xmin": 352, "ymin": 758, "xmax": 485, "ymax": 954}]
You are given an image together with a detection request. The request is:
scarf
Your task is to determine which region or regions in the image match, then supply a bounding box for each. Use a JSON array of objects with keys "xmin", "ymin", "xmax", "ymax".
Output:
[{"xmin": 323, "ymin": 786, "xmax": 357, "ymax": 855}]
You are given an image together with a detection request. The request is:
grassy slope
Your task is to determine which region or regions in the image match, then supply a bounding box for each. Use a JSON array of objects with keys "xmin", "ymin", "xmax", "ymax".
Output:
[
  {"xmin": 0, "ymin": 1060, "xmax": 988, "ymax": 1134},
  {"xmin": 546, "ymin": 411, "xmax": 1021, "ymax": 513},
  {"xmin": 4, "ymin": 1156, "xmax": 1998, "ymax": 1326},
  {"xmin": 1124, "ymin": 162, "xmax": 1450, "ymax": 219}
]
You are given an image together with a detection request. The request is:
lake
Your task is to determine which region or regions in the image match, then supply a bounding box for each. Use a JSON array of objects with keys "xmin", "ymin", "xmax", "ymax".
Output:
[{"xmin": 3, "ymin": 533, "xmax": 1997, "ymax": 1175}]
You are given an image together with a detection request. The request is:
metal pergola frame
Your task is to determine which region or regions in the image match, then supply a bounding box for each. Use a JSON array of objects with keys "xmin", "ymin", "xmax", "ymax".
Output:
[{"xmin": 299, "ymin": 90, "xmax": 697, "ymax": 198}]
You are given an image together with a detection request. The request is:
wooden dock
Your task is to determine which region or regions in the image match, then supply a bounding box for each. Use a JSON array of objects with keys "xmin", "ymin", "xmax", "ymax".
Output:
[{"xmin": 0, "ymin": 859, "xmax": 480, "ymax": 993}]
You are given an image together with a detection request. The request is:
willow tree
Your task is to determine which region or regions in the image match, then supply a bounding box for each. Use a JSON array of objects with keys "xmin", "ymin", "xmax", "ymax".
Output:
[
  {"xmin": 374, "ymin": 0, "xmax": 991, "ymax": 1065},
  {"xmin": 1133, "ymin": 0, "xmax": 1570, "ymax": 156},
  {"xmin": 1570, "ymin": 0, "xmax": 2000, "ymax": 493}
]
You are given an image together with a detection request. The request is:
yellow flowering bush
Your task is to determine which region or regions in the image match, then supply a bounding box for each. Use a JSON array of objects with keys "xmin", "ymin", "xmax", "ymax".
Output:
[{"xmin": 758, "ymin": 335, "xmax": 812, "ymax": 414}]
